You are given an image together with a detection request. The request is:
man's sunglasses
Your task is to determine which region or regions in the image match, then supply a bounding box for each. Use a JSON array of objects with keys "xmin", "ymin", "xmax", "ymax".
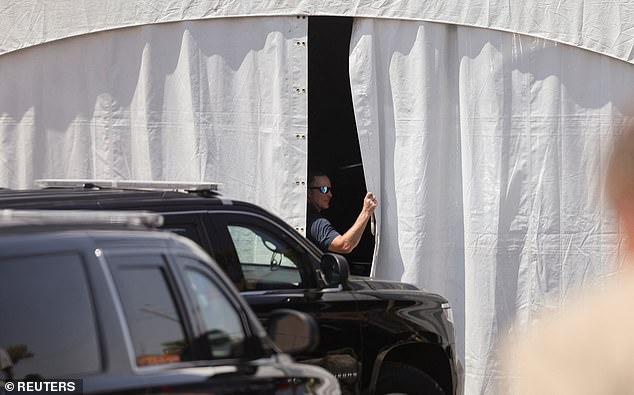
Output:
[{"xmin": 309, "ymin": 186, "xmax": 333, "ymax": 194}]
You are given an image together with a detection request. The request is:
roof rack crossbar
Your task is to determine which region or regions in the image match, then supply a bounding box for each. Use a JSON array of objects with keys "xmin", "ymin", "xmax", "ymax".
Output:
[
  {"xmin": 0, "ymin": 209, "xmax": 164, "ymax": 228},
  {"xmin": 34, "ymin": 179, "xmax": 220, "ymax": 192}
]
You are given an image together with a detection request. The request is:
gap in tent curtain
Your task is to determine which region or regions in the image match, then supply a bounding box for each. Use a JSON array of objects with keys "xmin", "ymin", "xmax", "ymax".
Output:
[
  {"xmin": 349, "ymin": 18, "xmax": 634, "ymax": 395},
  {"xmin": 0, "ymin": 16, "xmax": 308, "ymax": 229}
]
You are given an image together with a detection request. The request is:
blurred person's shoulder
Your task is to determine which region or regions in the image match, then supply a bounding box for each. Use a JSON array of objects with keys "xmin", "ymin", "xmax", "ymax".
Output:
[{"xmin": 502, "ymin": 268, "xmax": 634, "ymax": 395}]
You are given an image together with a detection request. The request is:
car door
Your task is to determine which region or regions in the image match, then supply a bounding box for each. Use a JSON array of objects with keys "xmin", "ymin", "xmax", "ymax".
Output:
[
  {"xmin": 169, "ymin": 252, "xmax": 332, "ymax": 394},
  {"xmin": 105, "ymin": 249, "xmax": 298, "ymax": 394},
  {"xmin": 206, "ymin": 211, "xmax": 364, "ymax": 392},
  {"xmin": 161, "ymin": 212, "xmax": 246, "ymax": 290}
]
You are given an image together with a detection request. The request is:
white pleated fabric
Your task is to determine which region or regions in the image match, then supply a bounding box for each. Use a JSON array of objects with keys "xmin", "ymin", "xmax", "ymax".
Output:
[
  {"xmin": 350, "ymin": 18, "xmax": 634, "ymax": 394},
  {"xmin": 4, "ymin": 5, "xmax": 634, "ymax": 393},
  {"xmin": 0, "ymin": 17, "xmax": 308, "ymax": 229}
]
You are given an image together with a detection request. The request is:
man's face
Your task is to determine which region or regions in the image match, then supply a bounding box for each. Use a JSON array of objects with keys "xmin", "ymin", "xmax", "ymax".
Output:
[{"xmin": 307, "ymin": 175, "xmax": 333, "ymax": 212}]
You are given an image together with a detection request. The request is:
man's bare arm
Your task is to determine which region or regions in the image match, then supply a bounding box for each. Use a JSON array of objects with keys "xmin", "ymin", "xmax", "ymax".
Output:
[{"xmin": 328, "ymin": 192, "xmax": 377, "ymax": 254}]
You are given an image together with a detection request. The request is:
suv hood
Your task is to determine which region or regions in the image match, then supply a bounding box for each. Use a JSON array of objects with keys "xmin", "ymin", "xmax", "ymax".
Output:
[
  {"xmin": 347, "ymin": 276, "xmax": 449, "ymax": 303},
  {"xmin": 348, "ymin": 275, "xmax": 419, "ymax": 291}
]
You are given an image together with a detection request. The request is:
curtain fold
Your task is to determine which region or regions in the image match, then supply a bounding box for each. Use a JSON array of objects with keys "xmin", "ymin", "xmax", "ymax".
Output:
[
  {"xmin": 350, "ymin": 18, "xmax": 634, "ymax": 394},
  {"xmin": 0, "ymin": 16, "xmax": 308, "ymax": 229}
]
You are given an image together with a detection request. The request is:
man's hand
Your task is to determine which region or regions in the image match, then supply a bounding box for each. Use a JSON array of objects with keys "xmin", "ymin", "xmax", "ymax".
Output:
[{"xmin": 363, "ymin": 192, "xmax": 378, "ymax": 215}]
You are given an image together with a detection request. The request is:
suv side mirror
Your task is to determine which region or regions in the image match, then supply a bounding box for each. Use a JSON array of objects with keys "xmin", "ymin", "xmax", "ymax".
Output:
[
  {"xmin": 320, "ymin": 253, "xmax": 350, "ymax": 288},
  {"xmin": 267, "ymin": 309, "xmax": 319, "ymax": 354}
]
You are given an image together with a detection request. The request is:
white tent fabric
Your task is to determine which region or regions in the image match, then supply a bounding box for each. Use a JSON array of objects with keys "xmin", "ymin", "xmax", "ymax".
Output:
[
  {"xmin": 350, "ymin": 17, "xmax": 634, "ymax": 394},
  {"xmin": 2, "ymin": 1, "xmax": 634, "ymax": 65},
  {"xmin": 0, "ymin": 16, "xmax": 309, "ymax": 229},
  {"xmin": 3, "ymin": 2, "xmax": 634, "ymax": 394}
]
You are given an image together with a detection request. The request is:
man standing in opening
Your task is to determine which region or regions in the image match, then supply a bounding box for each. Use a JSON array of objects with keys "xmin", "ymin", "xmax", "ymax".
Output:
[{"xmin": 306, "ymin": 170, "xmax": 377, "ymax": 254}]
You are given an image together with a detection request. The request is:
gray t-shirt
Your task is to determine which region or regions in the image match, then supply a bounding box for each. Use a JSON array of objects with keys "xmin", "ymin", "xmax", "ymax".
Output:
[{"xmin": 307, "ymin": 207, "xmax": 340, "ymax": 252}]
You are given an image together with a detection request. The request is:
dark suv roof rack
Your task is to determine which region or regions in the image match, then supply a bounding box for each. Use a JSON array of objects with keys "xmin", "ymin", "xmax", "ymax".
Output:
[
  {"xmin": 35, "ymin": 179, "xmax": 220, "ymax": 194},
  {"xmin": 0, "ymin": 209, "xmax": 163, "ymax": 229}
]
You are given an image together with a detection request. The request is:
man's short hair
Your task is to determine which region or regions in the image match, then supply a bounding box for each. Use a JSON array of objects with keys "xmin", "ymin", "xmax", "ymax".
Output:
[{"xmin": 308, "ymin": 170, "xmax": 329, "ymax": 186}]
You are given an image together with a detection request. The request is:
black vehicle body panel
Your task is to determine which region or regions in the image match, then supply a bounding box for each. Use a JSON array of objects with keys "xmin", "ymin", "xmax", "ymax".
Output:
[
  {"xmin": 0, "ymin": 188, "xmax": 461, "ymax": 395},
  {"xmin": 0, "ymin": 227, "xmax": 338, "ymax": 394}
]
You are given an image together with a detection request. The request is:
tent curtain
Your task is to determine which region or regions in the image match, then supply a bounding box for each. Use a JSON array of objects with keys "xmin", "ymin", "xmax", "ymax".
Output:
[
  {"xmin": 0, "ymin": 16, "xmax": 308, "ymax": 229},
  {"xmin": 350, "ymin": 18, "xmax": 634, "ymax": 394},
  {"xmin": 3, "ymin": 1, "xmax": 634, "ymax": 67}
]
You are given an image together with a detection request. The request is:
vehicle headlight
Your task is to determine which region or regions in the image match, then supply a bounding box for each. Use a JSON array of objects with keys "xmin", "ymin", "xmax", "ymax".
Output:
[{"xmin": 441, "ymin": 302, "xmax": 454, "ymax": 325}]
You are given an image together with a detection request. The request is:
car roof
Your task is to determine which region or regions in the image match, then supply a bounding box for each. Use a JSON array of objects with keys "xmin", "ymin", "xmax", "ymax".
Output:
[
  {"xmin": 0, "ymin": 207, "xmax": 159, "ymax": 228},
  {"xmin": 0, "ymin": 187, "xmax": 259, "ymax": 211},
  {"xmin": 0, "ymin": 187, "xmax": 218, "ymax": 204},
  {"xmin": 0, "ymin": 227, "xmax": 168, "ymax": 245},
  {"xmin": 0, "ymin": 187, "xmax": 307, "ymax": 249},
  {"xmin": 0, "ymin": 210, "xmax": 213, "ymax": 265}
]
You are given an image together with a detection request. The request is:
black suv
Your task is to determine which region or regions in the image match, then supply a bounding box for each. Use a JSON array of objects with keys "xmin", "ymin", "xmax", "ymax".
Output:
[
  {"xmin": 0, "ymin": 182, "xmax": 462, "ymax": 395},
  {"xmin": 0, "ymin": 209, "xmax": 339, "ymax": 394}
]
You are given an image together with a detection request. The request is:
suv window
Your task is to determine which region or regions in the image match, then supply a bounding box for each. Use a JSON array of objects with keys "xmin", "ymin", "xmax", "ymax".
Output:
[
  {"xmin": 179, "ymin": 258, "xmax": 246, "ymax": 359},
  {"xmin": 166, "ymin": 223, "xmax": 204, "ymax": 249},
  {"xmin": 0, "ymin": 253, "xmax": 100, "ymax": 378},
  {"xmin": 226, "ymin": 223, "xmax": 302, "ymax": 290},
  {"xmin": 111, "ymin": 256, "xmax": 189, "ymax": 367},
  {"xmin": 162, "ymin": 214, "xmax": 210, "ymax": 257},
  {"xmin": 162, "ymin": 213, "xmax": 246, "ymax": 289}
]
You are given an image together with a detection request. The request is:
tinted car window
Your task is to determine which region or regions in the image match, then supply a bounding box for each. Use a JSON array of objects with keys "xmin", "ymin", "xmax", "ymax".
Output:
[
  {"xmin": 161, "ymin": 215, "xmax": 210, "ymax": 257},
  {"xmin": 165, "ymin": 223, "xmax": 204, "ymax": 248},
  {"xmin": 112, "ymin": 258, "xmax": 189, "ymax": 367},
  {"xmin": 226, "ymin": 224, "xmax": 302, "ymax": 290},
  {"xmin": 161, "ymin": 214, "xmax": 247, "ymax": 288},
  {"xmin": 0, "ymin": 253, "xmax": 100, "ymax": 378},
  {"xmin": 180, "ymin": 259, "xmax": 246, "ymax": 359}
]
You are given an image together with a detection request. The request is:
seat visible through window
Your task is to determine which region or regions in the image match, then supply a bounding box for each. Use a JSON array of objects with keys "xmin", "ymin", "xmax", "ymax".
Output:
[{"xmin": 227, "ymin": 224, "xmax": 302, "ymax": 290}]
